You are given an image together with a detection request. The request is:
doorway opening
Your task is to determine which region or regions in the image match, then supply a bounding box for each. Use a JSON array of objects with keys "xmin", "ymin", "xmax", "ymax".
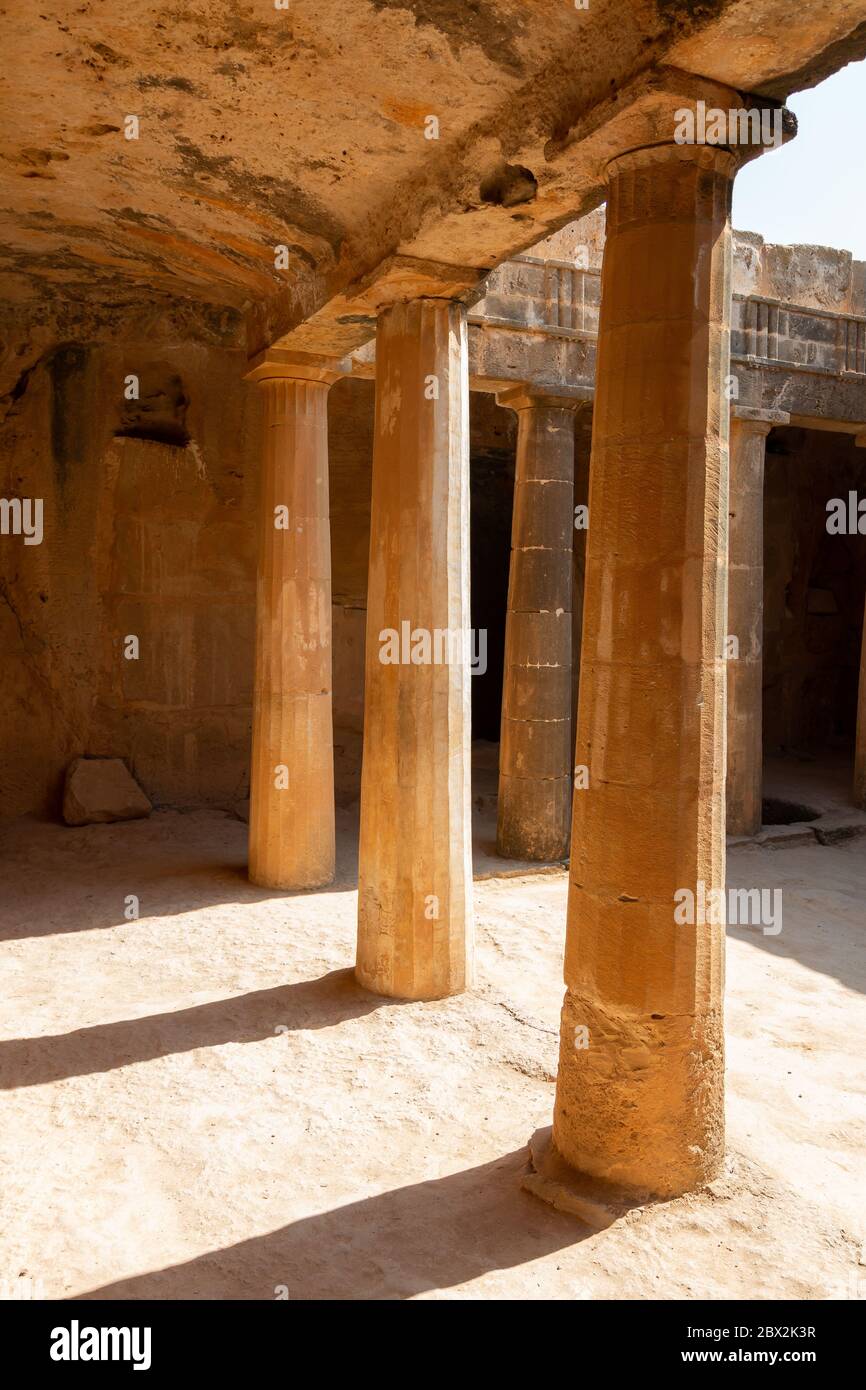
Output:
[
  {"xmin": 762, "ymin": 425, "xmax": 866, "ymax": 816},
  {"xmin": 468, "ymin": 393, "xmax": 516, "ymax": 843}
]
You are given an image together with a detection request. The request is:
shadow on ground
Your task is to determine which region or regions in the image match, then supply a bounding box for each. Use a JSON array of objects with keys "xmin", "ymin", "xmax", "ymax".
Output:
[
  {"xmin": 0, "ymin": 969, "xmax": 396, "ymax": 1089},
  {"xmin": 727, "ymin": 840, "xmax": 866, "ymax": 995},
  {"xmin": 78, "ymin": 1147, "xmax": 592, "ymax": 1300}
]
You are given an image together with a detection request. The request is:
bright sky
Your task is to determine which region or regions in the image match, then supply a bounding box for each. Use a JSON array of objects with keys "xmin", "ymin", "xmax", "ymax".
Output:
[{"xmin": 732, "ymin": 58, "xmax": 866, "ymax": 257}]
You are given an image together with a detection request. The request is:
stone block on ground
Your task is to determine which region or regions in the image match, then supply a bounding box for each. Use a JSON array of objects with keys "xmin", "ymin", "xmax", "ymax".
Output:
[{"xmin": 62, "ymin": 757, "xmax": 152, "ymax": 826}]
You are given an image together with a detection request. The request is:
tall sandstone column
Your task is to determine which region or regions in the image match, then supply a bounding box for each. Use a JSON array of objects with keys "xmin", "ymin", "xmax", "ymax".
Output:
[
  {"xmin": 855, "ymin": 591, "xmax": 866, "ymax": 809},
  {"xmin": 551, "ymin": 144, "xmax": 735, "ymax": 1198},
  {"xmin": 854, "ymin": 435, "xmax": 866, "ymax": 808},
  {"xmin": 726, "ymin": 408, "xmax": 786, "ymax": 835},
  {"xmin": 356, "ymin": 299, "xmax": 473, "ymax": 1000},
  {"xmin": 496, "ymin": 388, "xmax": 578, "ymax": 862},
  {"xmin": 571, "ymin": 403, "xmax": 593, "ymax": 763},
  {"xmin": 247, "ymin": 355, "xmax": 340, "ymax": 890}
]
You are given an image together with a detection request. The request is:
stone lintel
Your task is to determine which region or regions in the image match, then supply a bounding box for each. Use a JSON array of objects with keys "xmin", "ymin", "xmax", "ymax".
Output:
[
  {"xmin": 347, "ymin": 343, "xmax": 598, "ymax": 402},
  {"xmin": 789, "ymin": 414, "xmax": 866, "ymax": 436},
  {"xmin": 245, "ymin": 347, "xmax": 349, "ymax": 385},
  {"xmin": 732, "ymin": 405, "xmax": 790, "ymax": 432},
  {"xmin": 346, "ymin": 255, "xmax": 486, "ymax": 313},
  {"xmin": 249, "ymin": 66, "xmax": 793, "ymax": 361},
  {"xmin": 264, "ymin": 257, "xmax": 487, "ymax": 363},
  {"xmin": 496, "ymin": 384, "xmax": 593, "ymax": 413}
]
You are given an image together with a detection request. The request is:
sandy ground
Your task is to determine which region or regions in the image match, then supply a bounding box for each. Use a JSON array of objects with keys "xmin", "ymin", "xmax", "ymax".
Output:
[{"xmin": 1, "ymin": 788, "xmax": 864, "ymax": 1301}]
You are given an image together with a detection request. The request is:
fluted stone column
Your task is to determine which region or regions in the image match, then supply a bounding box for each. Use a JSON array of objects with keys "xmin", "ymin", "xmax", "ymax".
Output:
[
  {"xmin": 726, "ymin": 407, "xmax": 787, "ymax": 836},
  {"xmin": 246, "ymin": 353, "xmax": 340, "ymax": 890},
  {"xmin": 356, "ymin": 299, "xmax": 473, "ymax": 1000},
  {"xmin": 547, "ymin": 144, "xmax": 736, "ymax": 1200},
  {"xmin": 495, "ymin": 388, "xmax": 582, "ymax": 861}
]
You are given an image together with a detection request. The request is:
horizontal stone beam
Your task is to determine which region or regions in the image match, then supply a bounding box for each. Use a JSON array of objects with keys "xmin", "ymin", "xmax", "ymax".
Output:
[
  {"xmin": 790, "ymin": 414, "xmax": 866, "ymax": 434},
  {"xmin": 252, "ymin": 62, "xmax": 798, "ymax": 358}
]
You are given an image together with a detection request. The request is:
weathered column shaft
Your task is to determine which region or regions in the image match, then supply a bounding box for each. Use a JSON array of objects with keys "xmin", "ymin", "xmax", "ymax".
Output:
[
  {"xmin": 552, "ymin": 144, "xmax": 735, "ymax": 1198},
  {"xmin": 356, "ymin": 298, "xmax": 473, "ymax": 1000},
  {"xmin": 855, "ymin": 591, "xmax": 866, "ymax": 808},
  {"xmin": 571, "ymin": 404, "xmax": 593, "ymax": 759},
  {"xmin": 496, "ymin": 389, "xmax": 577, "ymax": 861},
  {"xmin": 248, "ymin": 363, "xmax": 337, "ymax": 890},
  {"xmin": 726, "ymin": 412, "xmax": 776, "ymax": 835}
]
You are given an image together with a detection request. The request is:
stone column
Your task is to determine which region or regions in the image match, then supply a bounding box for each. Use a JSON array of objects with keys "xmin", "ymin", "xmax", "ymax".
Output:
[
  {"xmin": 495, "ymin": 387, "xmax": 582, "ymax": 862},
  {"xmin": 356, "ymin": 299, "xmax": 473, "ymax": 1000},
  {"xmin": 855, "ymin": 591, "xmax": 866, "ymax": 809},
  {"xmin": 571, "ymin": 403, "xmax": 593, "ymax": 761},
  {"xmin": 246, "ymin": 352, "xmax": 341, "ymax": 890},
  {"xmin": 855, "ymin": 434, "xmax": 866, "ymax": 810},
  {"xmin": 547, "ymin": 144, "xmax": 736, "ymax": 1200},
  {"xmin": 726, "ymin": 407, "xmax": 787, "ymax": 836}
]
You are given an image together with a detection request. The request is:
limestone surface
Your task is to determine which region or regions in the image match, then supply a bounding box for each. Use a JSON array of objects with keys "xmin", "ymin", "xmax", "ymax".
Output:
[
  {"xmin": 62, "ymin": 757, "xmax": 152, "ymax": 826},
  {"xmin": 0, "ymin": 809, "xmax": 861, "ymax": 1299}
]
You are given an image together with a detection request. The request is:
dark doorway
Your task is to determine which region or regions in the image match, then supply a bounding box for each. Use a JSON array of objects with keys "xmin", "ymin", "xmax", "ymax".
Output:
[
  {"xmin": 469, "ymin": 394, "xmax": 516, "ymax": 740},
  {"xmin": 763, "ymin": 426, "xmax": 866, "ymax": 798}
]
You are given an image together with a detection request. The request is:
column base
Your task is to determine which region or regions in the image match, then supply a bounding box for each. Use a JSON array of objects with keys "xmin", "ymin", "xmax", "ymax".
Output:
[
  {"xmin": 353, "ymin": 961, "xmax": 462, "ymax": 1003},
  {"xmin": 522, "ymin": 1128, "xmax": 650, "ymax": 1228},
  {"xmin": 249, "ymin": 867, "xmax": 335, "ymax": 892}
]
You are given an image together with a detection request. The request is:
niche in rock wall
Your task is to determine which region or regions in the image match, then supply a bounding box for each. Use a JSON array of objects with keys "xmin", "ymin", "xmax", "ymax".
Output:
[{"xmin": 115, "ymin": 362, "xmax": 190, "ymax": 447}]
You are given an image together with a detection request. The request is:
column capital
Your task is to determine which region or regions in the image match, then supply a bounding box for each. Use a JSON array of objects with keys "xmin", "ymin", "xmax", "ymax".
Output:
[
  {"xmin": 245, "ymin": 348, "xmax": 348, "ymax": 386},
  {"xmin": 732, "ymin": 405, "xmax": 790, "ymax": 435},
  {"xmin": 606, "ymin": 142, "xmax": 738, "ymax": 182},
  {"xmin": 496, "ymin": 384, "xmax": 592, "ymax": 414},
  {"xmin": 603, "ymin": 140, "xmax": 738, "ymax": 234}
]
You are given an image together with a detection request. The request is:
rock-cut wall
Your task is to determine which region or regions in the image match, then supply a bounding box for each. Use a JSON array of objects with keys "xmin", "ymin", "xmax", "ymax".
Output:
[{"xmin": 0, "ymin": 337, "xmax": 260, "ymax": 819}]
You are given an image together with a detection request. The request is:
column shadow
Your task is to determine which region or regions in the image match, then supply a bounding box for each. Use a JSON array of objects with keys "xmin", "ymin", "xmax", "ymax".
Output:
[
  {"xmin": 0, "ymin": 810, "xmax": 361, "ymax": 942},
  {"xmin": 727, "ymin": 842, "xmax": 866, "ymax": 995},
  {"xmin": 0, "ymin": 969, "xmax": 392, "ymax": 1090},
  {"xmin": 77, "ymin": 1147, "xmax": 593, "ymax": 1300}
]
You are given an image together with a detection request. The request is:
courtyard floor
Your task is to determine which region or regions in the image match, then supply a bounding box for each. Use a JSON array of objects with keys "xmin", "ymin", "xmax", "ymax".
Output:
[{"xmin": 0, "ymin": 786, "xmax": 864, "ymax": 1300}]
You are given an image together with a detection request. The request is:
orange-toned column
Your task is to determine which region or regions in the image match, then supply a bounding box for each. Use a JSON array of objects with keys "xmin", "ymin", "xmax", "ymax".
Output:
[
  {"xmin": 356, "ymin": 299, "xmax": 473, "ymax": 1000},
  {"xmin": 855, "ymin": 592, "xmax": 866, "ymax": 808},
  {"xmin": 495, "ymin": 388, "xmax": 578, "ymax": 861},
  {"xmin": 550, "ymin": 145, "xmax": 736, "ymax": 1198},
  {"xmin": 246, "ymin": 352, "xmax": 341, "ymax": 890},
  {"xmin": 571, "ymin": 402, "xmax": 593, "ymax": 750},
  {"xmin": 726, "ymin": 407, "xmax": 786, "ymax": 835}
]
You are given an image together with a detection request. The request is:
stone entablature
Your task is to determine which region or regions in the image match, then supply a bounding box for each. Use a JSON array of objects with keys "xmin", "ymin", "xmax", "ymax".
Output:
[
  {"xmin": 470, "ymin": 255, "xmax": 601, "ymax": 341},
  {"xmin": 472, "ymin": 256, "xmax": 866, "ymax": 378},
  {"xmin": 347, "ymin": 242, "xmax": 866, "ymax": 428},
  {"xmin": 463, "ymin": 251, "xmax": 866, "ymax": 429},
  {"xmin": 732, "ymin": 294, "xmax": 866, "ymax": 376}
]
